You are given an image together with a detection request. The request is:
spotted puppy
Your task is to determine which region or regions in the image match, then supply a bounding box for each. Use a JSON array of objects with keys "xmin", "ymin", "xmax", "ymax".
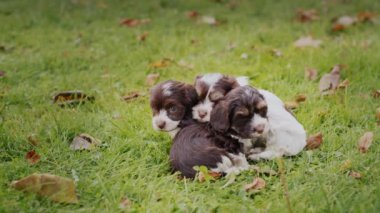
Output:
[
  {"xmin": 150, "ymin": 80, "xmax": 198, "ymax": 138},
  {"xmin": 170, "ymin": 86, "xmax": 267, "ymax": 178},
  {"xmin": 192, "ymin": 73, "xmax": 249, "ymax": 123}
]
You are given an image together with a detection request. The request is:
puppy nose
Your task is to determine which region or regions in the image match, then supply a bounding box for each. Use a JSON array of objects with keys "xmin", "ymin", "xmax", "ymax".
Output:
[
  {"xmin": 254, "ymin": 124, "xmax": 265, "ymax": 134},
  {"xmin": 157, "ymin": 121, "xmax": 166, "ymax": 129},
  {"xmin": 198, "ymin": 110, "xmax": 207, "ymax": 118}
]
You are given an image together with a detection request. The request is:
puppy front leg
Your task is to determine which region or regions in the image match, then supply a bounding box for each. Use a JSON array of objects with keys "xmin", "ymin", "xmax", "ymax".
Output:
[
  {"xmin": 248, "ymin": 149, "xmax": 283, "ymax": 161},
  {"xmin": 228, "ymin": 153, "xmax": 249, "ymax": 171}
]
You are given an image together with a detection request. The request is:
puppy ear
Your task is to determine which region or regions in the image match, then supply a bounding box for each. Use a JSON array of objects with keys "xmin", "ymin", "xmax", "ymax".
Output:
[
  {"xmin": 210, "ymin": 100, "xmax": 230, "ymax": 132},
  {"xmin": 183, "ymin": 84, "xmax": 198, "ymax": 106},
  {"xmin": 209, "ymin": 91, "xmax": 224, "ymax": 102}
]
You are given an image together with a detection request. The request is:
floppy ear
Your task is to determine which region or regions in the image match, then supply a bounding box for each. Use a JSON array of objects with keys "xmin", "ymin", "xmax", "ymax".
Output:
[
  {"xmin": 183, "ymin": 84, "xmax": 199, "ymax": 106},
  {"xmin": 210, "ymin": 100, "xmax": 230, "ymax": 132}
]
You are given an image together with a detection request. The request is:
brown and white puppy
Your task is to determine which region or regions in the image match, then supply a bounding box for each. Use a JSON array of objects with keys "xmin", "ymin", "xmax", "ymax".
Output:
[
  {"xmin": 192, "ymin": 73, "xmax": 249, "ymax": 123},
  {"xmin": 150, "ymin": 80, "xmax": 198, "ymax": 138},
  {"xmin": 170, "ymin": 86, "xmax": 266, "ymax": 178}
]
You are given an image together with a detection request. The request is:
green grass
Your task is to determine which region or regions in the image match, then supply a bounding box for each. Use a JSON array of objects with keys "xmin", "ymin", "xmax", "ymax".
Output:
[{"xmin": 1, "ymin": 0, "xmax": 380, "ymax": 212}]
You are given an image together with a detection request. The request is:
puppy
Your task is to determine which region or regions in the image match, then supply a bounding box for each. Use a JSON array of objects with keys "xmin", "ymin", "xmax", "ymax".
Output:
[
  {"xmin": 150, "ymin": 80, "xmax": 198, "ymax": 138},
  {"xmin": 192, "ymin": 73, "xmax": 249, "ymax": 122},
  {"xmin": 170, "ymin": 86, "xmax": 266, "ymax": 178}
]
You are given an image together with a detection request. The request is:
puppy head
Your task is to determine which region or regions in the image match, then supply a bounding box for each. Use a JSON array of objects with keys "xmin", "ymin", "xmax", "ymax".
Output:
[
  {"xmin": 192, "ymin": 74, "xmax": 240, "ymax": 123},
  {"xmin": 210, "ymin": 86, "xmax": 269, "ymax": 139},
  {"xmin": 150, "ymin": 80, "xmax": 198, "ymax": 132}
]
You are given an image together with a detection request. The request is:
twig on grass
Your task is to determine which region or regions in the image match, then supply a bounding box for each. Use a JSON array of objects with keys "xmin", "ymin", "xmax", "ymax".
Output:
[{"xmin": 277, "ymin": 158, "xmax": 293, "ymax": 213}]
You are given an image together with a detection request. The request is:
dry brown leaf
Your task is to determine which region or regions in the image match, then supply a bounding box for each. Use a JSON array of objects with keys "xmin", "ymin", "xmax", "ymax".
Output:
[
  {"xmin": 10, "ymin": 173, "xmax": 78, "ymax": 203},
  {"xmin": 372, "ymin": 90, "xmax": 380, "ymax": 98},
  {"xmin": 319, "ymin": 65, "xmax": 341, "ymax": 95},
  {"xmin": 340, "ymin": 159, "xmax": 352, "ymax": 171},
  {"xmin": 338, "ymin": 79, "xmax": 349, "ymax": 89},
  {"xmin": 296, "ymin": 9, "xmax": 319, "ymax": 22},
  {"xmin": 306, "ymin": 132, "xmax": 323, "ymax": 150},
  {"xmin": 294, "ymin": 36, "xmax": 322, "ymax": 48},
  {"xmin": 137, "ymin": 32, "xmax": 148, "ymax": 41},
  {"xmin": 198, "ymin": 171, "xmax": 221, "ymax": 182},
  {"xmin": 119, "ymin": 197, "xmax": 132, "ymax": 209},
  {"xmin": 250, "ymin": 165, "xmax": 278, "ymax": 176},
  {"xmin": 244, "ymin": 177, "xmax": 266, "ymax": 192},
  {"xmin": 145, "ymin": 73, "xmax": 160, "ymax": 86},
  {"xmin": 295, "ymin": 94, "xmax": 307, "ymax": 103},
  {"xmin": 376, "ymin": 107, "xmax": 380, "ymax": 120},
  {"xmin": 270, "ymin": 49, "xmax": 283, "ymax": 57},
  {"xmin": 0, "ymin": 70, "xmax": 5, "ymax": 77},
  {"xmin": 122, "ymin": 91, "xmax": 140, "ymax": 101},
  {"xmin": 150, "ymin": 58, "xmax": 172, "ymax": 68},
  {"xmin": 358, "ymin": 132, "xmax": 374, "ymax": 153},
  {"xmin": 186, "ymin": 11, "xmax": 199, "ymax": 19},
  {"xmin": 305, "ymin": 68, "xmax": 318, "ymax": 81},
  {"xmin": 357, "ymin": 11, "xmax": 376, "ymax": 23},
  {"xmin": 70, "ymin": 133, "xmax": 101, "ymax": 151},
  {"xmin": 201, "ymin": 16, "xmax": 217, "ymax": 25},
  {"xmin": 331, "ymin": 16, "xmax": 358, "ymax": 32},
  {"xmin": 120, "ymin": 18, "xmax": 150, "ymax": 27},
  {"xmin": 177, "ymin": 60, "xmax": 194, "ymax": 70},
  {"xmin": 53, "ymin": 91, "xmax": 94, "ymax": 107},
  {"xmin": 349, "ymin": 171, "xmax": 362, "ymax": 179},
  {"xmin": 27, "ymin": 134, "xmax": 39, "ymax": 146},
  {"xmin": 285, "ymin": 101, "xmax": 299, "ymax": 110},
  {"xmin": 25, "ymin": 150, "xmax": 40, "ymax": 165}
]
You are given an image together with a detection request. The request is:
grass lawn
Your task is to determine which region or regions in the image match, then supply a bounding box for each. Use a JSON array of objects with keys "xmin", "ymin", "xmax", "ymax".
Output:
[{"xmin": 1, "ymin": 0, "xmax": 380, "ymax": 212}]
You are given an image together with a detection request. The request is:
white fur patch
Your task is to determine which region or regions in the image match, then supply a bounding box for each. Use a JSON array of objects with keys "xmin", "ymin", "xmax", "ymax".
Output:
[
  {"xmin": 250, "ymin": 113, "xmax": 269, "ymax": 137},
  {"xmin": 192, "ymin": 98, "xmax": 213, "ymax": 122},
  {"xmin": 200, "ymin": 73, "xmax": 223, "ymax": 86},
  {"xmin": 152, "ymin": 110, "xmax": 180, "ymax": 132},
  {"xmin": 162, "ymin": 83, "xmax": 172, "ymax": 96}
]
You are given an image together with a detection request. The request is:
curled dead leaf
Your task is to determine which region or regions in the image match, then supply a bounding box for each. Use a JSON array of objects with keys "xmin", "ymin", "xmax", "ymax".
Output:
[
  {"xmin": 372, "ymin": 90, "xmax": 380, "ymax": 98},
  {"xmin": 10, "ymin": 173, "xmax": 78, "ymax": 203},
  {"xmin": 358, "ymin": 132, "xmax": 374, "ymax": 153},
  {"xmin": 70, "ymin": 133, "xmax": 101, "ymax": 151},
  {"xmin": 120, "ymin": 18, "xmax": 150, "ymax": 27},
  {"xmin": 145, "ymin": 73, "xmax": 160, "ymax": 86},
  {"xmin": 150, "ymin": 58, "xmax": 172, "ymax": 68},
  {"xmin": 177, "ymin": 60, "xmax": 194, "ymax": 70},
  {"xmin": 285, "ymin": 101, "xmax": 299, "ymax": 110},
  {"xmin": 306, "ymin": 132, "xmax": 323, "ymax": 150},
  {"xmin": 332, "ymin": 16, "xmax": 358, "ymax": 32},
  {"xmin": 270, "ymin": 49, "xmax": 283, "ymax": 57},
  {"xmin": 250, "ymin": 165, "xmax": 278, "ymax": 176},
  {"xmin": 0, "ymin": 70, "xmax": 5, "ymax": 77},
  {"xmin": 198, "ymin": 171, "xmax": 221, "ymax": 183},
  {"xmin": 119, "ymin": 197, "xmax": 132, "ymax": 209},
  {"xmin": 186, "ymin": 11, "xmax": 199, "ymax": 19},
  {"xmin": 25, "ymin": 150, "xmax": 40, "ymax": 165},
  {"xmin": 296, "ymin": 9, "xmax": 319, "ymax": 22},
  {"xmin": 244, "ymin": 177, "xmax": 266, "ymax": 192},
  {"xmin": 294, "ymin": 36, "xmax": 322, "ymax": 48},
  {"xmin": 349, "ymin": 171, "xmax": 362, "ymax": 179},
  {"xmin": 122, "ymin": 91, "xmax": 140, "ymax": 101},
  {"xmin": 27, "ymin": 134, "xmax": 39, "ymax": 146},
  {"xmin": 201, "ymin": 16, "xmax": 217, "ymax": 25},
  {"xmin": 305, "ymin": 68, "xmax": 318, "ymax": 81},
  {"xmin": 340, "ymin": 159, "xmax": 352, "ymax": 171},
  {"xmin": 295, "ymin": 94, "xmax": 307, "ymax": 103},
  {"xmin": 319, "ymin": 65, "xmax": 341, "ymax": 95},
  {"xmin": 357, "ymin": 11, "xmax": 376, "ymax": 23},
  {"xmin": 376, "ymin": 107, "xmax": 380, "ymax": 120},
  {"xmin": 338, "ymin": 79, "xmax": 349, "ymax": 89},
  {"xmin": 53, "ymin": 91, "xmax": 94, "ymax": 107},
  {"xmin": 137, "ymin": 32, "xmax": 148, "ymax": 41}
]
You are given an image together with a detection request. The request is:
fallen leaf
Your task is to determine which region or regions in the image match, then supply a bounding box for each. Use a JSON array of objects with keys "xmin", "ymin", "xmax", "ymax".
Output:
[
  {"xmin": 332, "ymin": 16, "xmax": 358, "ymax": 31},
  {"xmin": 319, "ymin": 65, "xmax": 341, "ymax": 95},
  {"xmin": 357, "ymin": 11, "xmax": 376, "ymax": 23},
  {"xmin": 137, "ymin": 32, "xmax": 148, "ymax": 41},
  {"xmin": 376, "ymin": 107, "xmax": 380, "ymax": 120},
  {"xmin": 122, "ymin": 91, "xmax": 140, "ymax": 101},
  {"xmin": 186, "ymin": 11, "xmax": 199, "ymax": 19},
  {"xmin": 0, "ymin": 70, "xmax": 5, "ymax": 77},
  {"xmin": 70, "ymin": 133, "xmax": 101, "ymax": 151},
  {"xmin": 306, "ymin": 132, "xmax": 323, "ymax": 150},
  {"xmin": 250, "ymin": 165, "xmax": 278, "ymax": 176},
  {"xmin": 119, "ymin": 197, "xmax": 132, "ymax": 209},
  {"xmin": 53, "ymin": 91, "xmax": 94, "ymax": 107},
  {"xmin": 244, "ymin": 177, "xmax": 266, "ymax": 192},
  {"xmin": 201, "ymin": 16, "xmax": 217, "ymax": 25},
  {"xmin": 10, "ymin": 173, "xmax": 78, "ymax": 203},
  {"xmin": 295, "ymin": 94, "xmax": 307, "ymax": 103},
  {"xmin": 27, "ymin": 134, "xmax": 39, "ymax": 146},
  {"xmin": 338, "ymin": 79, "xmax": 349, "ymax": 89},
  {"xmin": 226, "ymin": 42, "xmax": 237, "ymax": 51},
  {"xmin": 349, "ymin": 171, "xmax": 362, "ymax": 179},
  {"xmin": 270, "ymin": 49, "xmax": 283, "ymax": 57},
  {"xmin": 372, "ymin": 90, "xmax": 380, "ymax": 98},
  {"xmin": 120, "ymin": 18, "xmax": 150, "ymax": 27},
  {"xmin": 177, "ymin": 59, "xmax": 194, "ymax": 70},
  {"xmin": 294, "ymin": 36, "xmax": 322, "ymax": 48},
  {"xmin": 358, "ymin": 132, "xmax": 374, "ymax": 153},
  {"xmin": 198, "ymin": 171, "xmax": 222, "ymax": 182},
  {"xmin": 25, "ymin": 150, "xmax": 40, "ymax": 165},
  {"xmin": 241, "ymin": 53, "xmax": 248, "ymax": 59},
  {"xmin": 296, "ymin": 9, "xmax": 319, "ymax": 22},
  {"xmin": 150, "ymin": 58, "xmax": 172, "ymax": 68},
  {"xmin": 340, "ymin": 159, "xmax": 352, "ymax": 171},
  {"xmin": 285, "ymin": 101, "xmax": 299, "ymax": 110},
  {"xmin": 305, "ymin": 68, "xmax": 318, "ymax": 81},
  {"xmin": 145, "ymin": 73, "xmax": 160, "ymax": 86}
]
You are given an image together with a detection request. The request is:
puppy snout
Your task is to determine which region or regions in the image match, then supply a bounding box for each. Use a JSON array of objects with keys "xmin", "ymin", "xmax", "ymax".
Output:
[
  {"xmin": 157, "ymin": 121, "xmax": 166, "ymax": 129},
  {"xmin": 253, "ymin": 124, "xmax": 265, "ymax": 134},
  {"xmin": 198, "ymin": 110, "xmax": 207, "ymax": 119}
]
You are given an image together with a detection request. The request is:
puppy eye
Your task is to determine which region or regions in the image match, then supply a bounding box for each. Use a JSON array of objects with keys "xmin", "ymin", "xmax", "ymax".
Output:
[{"xmin": 169, "ymin": 106, "xmax": 178, "ymax": 113}]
